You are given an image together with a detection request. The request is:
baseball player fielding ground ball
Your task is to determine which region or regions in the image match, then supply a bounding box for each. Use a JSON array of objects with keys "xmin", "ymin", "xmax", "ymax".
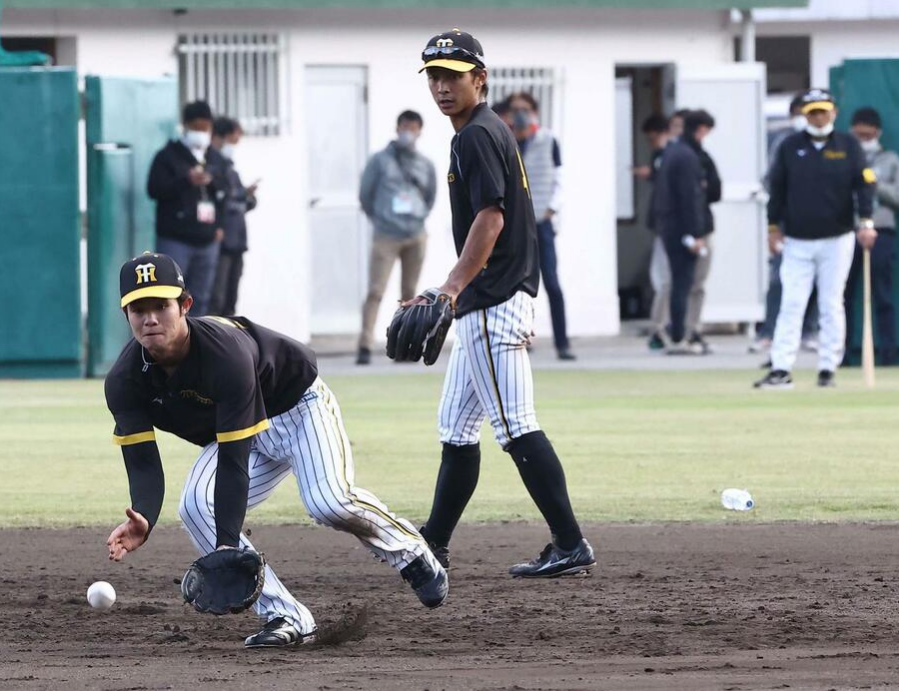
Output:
[
  {"xmin": 389, "ymin": 29, "xmax": 595, "ymax": 578},
  {"xmin": 105, "ymin": 253, "xmax": 447, "ymax": 648}
]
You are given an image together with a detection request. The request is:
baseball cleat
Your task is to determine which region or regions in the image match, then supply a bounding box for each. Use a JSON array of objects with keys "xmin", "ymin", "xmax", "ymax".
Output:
[
  {"xmin": 244, "ymin": 617, "xmax": 316, "ymax": 648},
  {"xmin": 419, "ymin": 526, "xmax": 450, "ymax": 569},
  {"xmin": 753, "ymin": 369, "xmax": 794, "ymax": 390},
  {"xmin": 817, "ymin": 370, "xmax": 836, "ymax": 387},
  {"xmin": 509, "ymin": 538, "xmax": 596, "ymax": 578},
  {"xmin": 401, "ymin": 554, "xmax": 449, "ymax": 608}
]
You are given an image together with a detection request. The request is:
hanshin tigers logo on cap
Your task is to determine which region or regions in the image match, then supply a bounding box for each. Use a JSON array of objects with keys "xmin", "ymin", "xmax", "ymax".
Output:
[
  {"xmin": 135, "ymin": 263, "xmax": 157, "ymax": 285},
  {"xmin": 119, "ymin": 252, "xmax": 186, "ymax": 308}
]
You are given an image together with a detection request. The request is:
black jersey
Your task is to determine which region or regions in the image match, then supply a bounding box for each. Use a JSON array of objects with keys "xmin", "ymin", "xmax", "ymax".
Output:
[
  {"xmin": 104, "ymin": 316, "xmax": 317, "ymax": 546},
  {"xmin": 105, "ymin": 316, "xmax": 318, "ymax": 447},
  {"xmin": 448, "ymin": 103, "xmax": 540, "ymax": 315}
]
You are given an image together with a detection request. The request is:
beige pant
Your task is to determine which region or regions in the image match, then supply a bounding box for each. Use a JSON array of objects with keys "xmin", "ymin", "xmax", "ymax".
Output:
[
  {"xmin": 359, "ymin": 232, "xmax": 428, "ymax": 350},
  {"xmin": 686, "ymin": 234, "xmax": 713, "ymax": 337}
]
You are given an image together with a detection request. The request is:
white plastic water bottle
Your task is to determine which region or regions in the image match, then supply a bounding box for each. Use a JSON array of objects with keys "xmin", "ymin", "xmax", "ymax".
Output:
[{"xmin": 721, "ymin": 488, "xmax": 754, "ymax": 511}]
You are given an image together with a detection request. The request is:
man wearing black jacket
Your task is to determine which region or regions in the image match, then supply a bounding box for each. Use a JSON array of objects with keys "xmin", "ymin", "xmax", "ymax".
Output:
[
  {"xmin": 755, "ymin": 89, "xmax": 877, "ymax": 389},
  {"xmin": 652, "ymin": 110, "xmax": 714, "ymax": 352},
  {"xmin": 209, "ymin": 117, "xmax": 257, "ymax": 316},
  {"xmin": 148, "ymin": 101, "xmax": 224, "ymax": 317},
  {"xmin": 685, "ymin": 111, "xmax": 721, "ymax": 354}
]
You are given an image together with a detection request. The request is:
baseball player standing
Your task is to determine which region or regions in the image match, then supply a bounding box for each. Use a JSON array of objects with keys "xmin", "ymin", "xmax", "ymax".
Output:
[
  {"xmin": 105, "ymin": 253, "xmax": 447, "ymax": 648},
  {"xmin": 755, "ymin": 89, "xmax": 877, "ymax": 389},
  {"xmin": 414, "ymin": 29, "xmax": 595, "ymax": 577}
]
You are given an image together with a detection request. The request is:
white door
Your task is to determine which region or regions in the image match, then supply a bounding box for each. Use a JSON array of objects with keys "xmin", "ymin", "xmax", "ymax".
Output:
[
  {"xmin": 304, "ymin": 66, "xmax": 369, "ymax": 334},
  {"xmin": 674, "ymin": 63, "xmax": 767, "ymax": 323}
]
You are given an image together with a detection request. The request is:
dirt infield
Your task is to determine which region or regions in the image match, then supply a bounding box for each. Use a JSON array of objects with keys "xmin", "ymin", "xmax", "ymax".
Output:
[{"xmin": 3, "ymin": 522, "xmax": 899, "ymax": 690}]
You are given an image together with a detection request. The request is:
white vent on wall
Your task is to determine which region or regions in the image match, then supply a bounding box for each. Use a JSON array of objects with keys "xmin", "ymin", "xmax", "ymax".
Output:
[{"xmin": 177, "ymin": 34, "xmax": 288, "ymax": 137}]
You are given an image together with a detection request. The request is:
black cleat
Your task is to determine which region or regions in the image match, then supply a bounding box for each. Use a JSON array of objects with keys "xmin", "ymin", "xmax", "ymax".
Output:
[
  {"xmin": 356, "ymin": 347, "xmax": 371, "ymax": 365},
  {"xmin": 244, "ymin": 617, "xmax": 316, "ymax": 648},
  {"xmin": 817, "ymin": 370, "xmax": 836, "ymax": 387},
  {"xmin": 419, "ymin": 526, "xmax": 450, "ymax": 569},
  {"xmin": 509, "ymin": 539, "xmax": 596, "ymax": 579},
  {"xmin": 557, "ymin": 348, "xmax": 577, "ymax": 361},
  {"xmin": 401, "ymin": 554, "xmax": 448, "ymax": 608},
  {"xmin": 753, "ymin": 369, "xmax": 793, "ymax": 390}
]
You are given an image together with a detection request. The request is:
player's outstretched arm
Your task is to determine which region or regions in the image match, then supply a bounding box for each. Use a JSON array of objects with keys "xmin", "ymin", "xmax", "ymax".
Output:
[{"xmin": 107, "ymin": 508, "xmax": 150, "ymax": 561}]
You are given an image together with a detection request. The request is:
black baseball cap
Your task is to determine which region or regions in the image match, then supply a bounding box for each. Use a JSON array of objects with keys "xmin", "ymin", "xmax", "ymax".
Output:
[
  {"xmin": 419, "ymin": 28, "xmax": 485, "ymax": 74},
  {"xmin": 800, "ymin": 88, "xmax": 835, "ymax": 115},
  {"xmin": 120, "ymin": 252, "xmax": 186, "ymax": 308}
]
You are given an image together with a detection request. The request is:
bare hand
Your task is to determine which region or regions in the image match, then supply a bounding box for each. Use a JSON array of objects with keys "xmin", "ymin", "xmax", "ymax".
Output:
[
  {"xmin": 857, "ymin": 226, "xmax": 878, "ymax": 250},
  {"xmin": 543, "ymin": 209, "xmax": 555, "ymax": 222},
  {"xmin": 246, "ymin": 183, "xmax": 259, "ymax": 196},
  {"xmin": 107, "ymin": 508, "xmax": 149, "ymax": 562},
  {"xmin": 189, "ymin": 166, "xmax": 213, "ymax": 187},
  {"xmin": 215, "ymin": 228, "xmax": 225, "ymax": 243},
  {"xmin": 768, "ymin": 227, "xmax": 784, "ymax": 255},
  {"xmin": 689, "ymin": 237, "xmax": 707, "ymax": 256},
  {"xmin": 632, "ymin": 165, "xmax": 652, "ymax": 180}
]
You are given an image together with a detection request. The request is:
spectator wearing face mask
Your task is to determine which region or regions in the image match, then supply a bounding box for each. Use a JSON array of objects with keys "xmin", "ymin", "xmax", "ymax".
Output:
[
  {"xmin": 845, "ymin": 107, "xmax": 899, "ymax": 366},
  {"xmin": 207, "ymin": 117, "xmax": 257, "ymax": 317},
  {"xmin": 509, "ymin": 91, "xmax": 574, "ymax": 360},
  {"xmin": 752, "ymin": 94, "xmax": 819, "ymax": 355},
  {"xmin": 357, "ymin": 110, "xmax": 437, "ymax": 365},
  {"xmin": 756, "ymin": 89, "xmax": 876, "ymax": 390},
  {"xmin": 147, "ymin": 100, "xmax": 224, "ymax": 316}
]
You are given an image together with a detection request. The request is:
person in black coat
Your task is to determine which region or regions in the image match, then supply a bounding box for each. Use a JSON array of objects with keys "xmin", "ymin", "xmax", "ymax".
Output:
[
  {"xmin": 684, "ymin": 111, "xmax": 721, "ymax": 354},
  {"xmin": 208, "ymin": 117, "xmax": 257, "ymax": 316},
  {"xmin": 147, "ymin": 100, "xmax": 224, "ymax": 316},
  {"xmin": 652, "ymin": 110, "xmax": 714, "ymax": 350}
]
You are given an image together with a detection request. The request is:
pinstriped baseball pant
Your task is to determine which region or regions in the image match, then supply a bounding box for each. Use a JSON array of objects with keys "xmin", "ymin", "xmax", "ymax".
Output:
[
  {"xmin": 438, "ymin": 291, "xmax": 541, "ymax": 449},
  {"xmin": 178, "ymin": 378, "xmax": 435, "ymax": 635}
]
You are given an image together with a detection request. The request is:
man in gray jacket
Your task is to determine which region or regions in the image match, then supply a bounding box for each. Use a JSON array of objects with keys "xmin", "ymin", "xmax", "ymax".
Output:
[
  {"xmin": 845, "ymin": 107, "xmax": 899, "ymax": 365},
  {"xmin": 357, "ymin": 110, "xmax": 437, "ymax": 365}
]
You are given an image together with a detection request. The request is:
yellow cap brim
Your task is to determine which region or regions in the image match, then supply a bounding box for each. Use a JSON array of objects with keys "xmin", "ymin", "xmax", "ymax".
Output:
[
  {"xmin": 419, "ymin": 59, "xmax": 477, "ymax": 74},
  {"xmin": 121, "ymin": 285, "xmax": 183, "ymax": 308},
  {"xmin": 801, "ymin": 101, "xmax": 835, "ymax": 115}
]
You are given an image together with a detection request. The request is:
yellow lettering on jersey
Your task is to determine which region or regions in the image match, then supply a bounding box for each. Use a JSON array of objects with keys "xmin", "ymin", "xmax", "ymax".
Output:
[
  {"xmin": 516, "ymin": 149, "xmax": 531, "ymax": 199},
  {"xmin": 823, "ymin": 150, "xmax": 847, "ymax": 160},
  {"xmin": 863, "ymin": 167, "xmax": 877, "ymax": 184},
  {"xmin": 180, "ymin": 389, "xmax": 214, "ymax": 405}
]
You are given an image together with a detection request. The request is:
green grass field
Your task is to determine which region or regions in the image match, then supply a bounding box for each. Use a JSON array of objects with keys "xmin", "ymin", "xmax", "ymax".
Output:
[{"xmin": 3, "ymin": 369, "xmax": 899, "ymax": 529}]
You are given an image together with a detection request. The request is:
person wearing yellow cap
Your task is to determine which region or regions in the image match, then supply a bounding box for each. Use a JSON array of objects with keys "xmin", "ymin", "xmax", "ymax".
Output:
[
  {"xmin": 105, "ymin": 252, "xmax": 449, "ymax": 648},
  {"xmin": 412, "ymin": 29, "xmax": 595, "ymax": 579},
  {"xmin": 756, "ymin": 88, "xmax": 878, "ymax": 389}
]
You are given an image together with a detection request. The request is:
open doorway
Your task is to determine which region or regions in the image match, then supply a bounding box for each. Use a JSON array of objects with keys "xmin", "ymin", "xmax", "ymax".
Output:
[{"xmin": 614, "ymin": 65, "xmax": 668, "ymax": 323}]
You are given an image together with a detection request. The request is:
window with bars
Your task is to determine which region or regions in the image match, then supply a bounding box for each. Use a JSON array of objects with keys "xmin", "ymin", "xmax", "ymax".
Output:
[
  {"xmin": 488, "ymin": 66, "xmax": 561, "ymax": 131},
  {"xmin": 177, "ymin": 34, "xmax": 287, "ymax": 137}
]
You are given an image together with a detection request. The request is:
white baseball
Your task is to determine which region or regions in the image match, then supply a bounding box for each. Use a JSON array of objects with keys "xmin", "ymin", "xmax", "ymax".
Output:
[{"xmin": 87, "ymin": 581, "xmax": 117, "ymax": 610}]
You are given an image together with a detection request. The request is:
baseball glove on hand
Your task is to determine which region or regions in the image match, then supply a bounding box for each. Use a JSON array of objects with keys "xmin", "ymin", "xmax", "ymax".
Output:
[
  {"xmin": 386, "ymin": 287, "xmax": 455, "ymax": 366},
  {"xmin": 180, "ymin": 547, "xmax": 265, "ymax": 615}
]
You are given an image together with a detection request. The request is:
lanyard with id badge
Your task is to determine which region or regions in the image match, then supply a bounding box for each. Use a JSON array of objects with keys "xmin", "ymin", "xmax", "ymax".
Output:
[{"xmin": 192, "ymin": 153, "xmax": 216, "ymax": 224}]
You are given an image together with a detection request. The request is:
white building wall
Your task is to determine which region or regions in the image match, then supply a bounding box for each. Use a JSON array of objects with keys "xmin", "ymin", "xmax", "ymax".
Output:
[{"xmin": 5, "ymin": 7, "xmax": 732, "ymax": 343}]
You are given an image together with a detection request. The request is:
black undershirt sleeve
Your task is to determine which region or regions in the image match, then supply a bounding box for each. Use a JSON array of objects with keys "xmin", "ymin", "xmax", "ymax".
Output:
[
  {"xmin": 213, "ymin": 437, "xmax": 252, "ymax": 548},
  {"xmin": 122, "ymin": 442, "xmax": 165, "ymax": 532}
]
